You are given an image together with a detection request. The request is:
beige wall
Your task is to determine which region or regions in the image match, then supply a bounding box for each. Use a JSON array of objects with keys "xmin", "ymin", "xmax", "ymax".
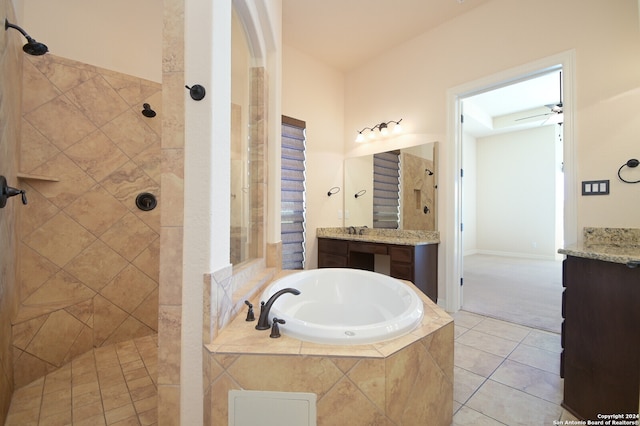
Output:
[
  {"xmin": 282, "ymin": 44, "xmax": 345, "ymax": 269},
  {"xmin": 13, "ymin": 54, "xmax": 161, "ymax": 387},
  {"xmin": 0, "ymin": 1, "xmax": 23, "ymax": 422},
  {"xmin": 23, "ymin": 0, "xmax": 162, "ymax": 82},
  {"xmin": 344, "ymin": 0, "xmax": 640, "ymax": 231}
]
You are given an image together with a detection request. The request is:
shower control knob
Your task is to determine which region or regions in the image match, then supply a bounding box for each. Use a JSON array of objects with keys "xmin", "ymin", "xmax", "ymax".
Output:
[
  {"xmin": 185, "ymin": 84, "xmax": 206, "ymax": 101},
  {"xmin": 0, "ymin": 176, "xmax": 27, "ymax": 208}
]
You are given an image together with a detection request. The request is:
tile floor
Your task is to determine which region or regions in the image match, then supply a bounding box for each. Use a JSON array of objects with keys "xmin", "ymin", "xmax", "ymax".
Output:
[
  {"xmin": 5, "ymin": 313, "xmax": 581, "ymax": 426},
  {"xmin": 5, "ymin": 334, "xmax": 157, "ymax": 426},
  {"xmin": 452, "ymin": 310, "xmax": 579, "ymax": 425}
]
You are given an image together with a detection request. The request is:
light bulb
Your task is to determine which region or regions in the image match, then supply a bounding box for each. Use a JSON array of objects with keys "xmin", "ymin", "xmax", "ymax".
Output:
[
  {"xmin": 368, "ymin": 131, "xmax": 376, "ymax": 139},
  {"xmin": 355, "ymin": 132, "xmax": 365, "ymax": 143},
  {"xmin": 393, "ymin": 123, "xmax": 402, "ymax": 134}
]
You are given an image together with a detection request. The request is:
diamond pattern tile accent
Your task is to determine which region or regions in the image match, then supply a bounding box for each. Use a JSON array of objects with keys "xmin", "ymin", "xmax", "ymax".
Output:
[
  {"xmin": 15, "ymin": 55, "xmax": 161, "ymax": 387},
  {"xmin": 66, "ymin": 75, "xmax": 129, "ymax": 127},
  {"xmin": 65, "ymin": 130, "xmax": 129, "ymax": 182}
]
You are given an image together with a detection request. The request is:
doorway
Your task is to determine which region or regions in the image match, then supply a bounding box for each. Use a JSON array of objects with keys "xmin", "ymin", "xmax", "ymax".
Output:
[{"xmin": 443, "ymin": 51, "xmax": 577, "ymax": 317}]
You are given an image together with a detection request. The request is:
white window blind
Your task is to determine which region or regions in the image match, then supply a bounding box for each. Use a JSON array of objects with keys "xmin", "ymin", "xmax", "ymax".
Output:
[
  {"xmin": 281, "ymin": 116, "xmax": 307, "ymax": 270},
  {"xmin": 373, "ymin": 151, "xmax": 400, "ymax": 229}
]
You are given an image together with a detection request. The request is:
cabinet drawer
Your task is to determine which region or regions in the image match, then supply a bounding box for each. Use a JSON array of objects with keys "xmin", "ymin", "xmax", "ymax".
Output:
[
  {"xmin": 318, "ymin": 238, "xmax": 348, "ymax": 256},
  {"xmin": 389, "ymin": 246, "xmax": 413, "ymax": 263},
  {"xmin": 349, "ymin": 242, "xmax": 388, "ymax": 255},
  {"xmin": 390, "ymin": 263, "xmax": 413, "ymax": 280},
  {"xmin": 318, "ymin": 253, "xmax": 348, "ymax": 268}
]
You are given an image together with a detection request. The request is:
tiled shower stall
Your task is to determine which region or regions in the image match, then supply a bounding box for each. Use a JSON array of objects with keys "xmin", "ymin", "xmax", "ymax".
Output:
[{"xmin": 13, "ymin": 53, "xmax": 161, "ymax": 387}]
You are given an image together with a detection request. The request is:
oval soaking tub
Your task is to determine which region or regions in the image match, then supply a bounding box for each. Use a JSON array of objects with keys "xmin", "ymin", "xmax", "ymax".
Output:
[{"xmin": 260, "ymin": 268, "xmax": 424, "ymax": 345}]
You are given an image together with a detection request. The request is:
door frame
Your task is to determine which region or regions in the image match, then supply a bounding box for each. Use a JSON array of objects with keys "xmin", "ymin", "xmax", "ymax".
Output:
[{"xmin": 443, "ymin": 50, "xmax": 577, "ymax": 313}]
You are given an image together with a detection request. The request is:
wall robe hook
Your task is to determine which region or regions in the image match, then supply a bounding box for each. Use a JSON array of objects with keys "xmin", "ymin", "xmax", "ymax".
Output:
[
  {"xmin": 185, "ymin": 84, "xmax": 206, "ymax": 101},
  {"xmin": 354, "ymin": 190, "xmax": 366, "ymax": 199},
  {"xmin": 0, "ymin": 176, "xmax": 27, "ymax": 208}
]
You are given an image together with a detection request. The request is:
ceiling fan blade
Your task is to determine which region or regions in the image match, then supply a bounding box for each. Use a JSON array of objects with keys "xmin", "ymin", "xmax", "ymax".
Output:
[{"xmin": 515, "ymin": 112, "xmax": 553, "ymax": 121}]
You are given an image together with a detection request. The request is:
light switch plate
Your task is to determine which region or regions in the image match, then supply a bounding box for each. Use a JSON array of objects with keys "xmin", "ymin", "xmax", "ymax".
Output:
[{"xmin": 582, "ymin": 180, "xmax": 609, "ymax": 195}]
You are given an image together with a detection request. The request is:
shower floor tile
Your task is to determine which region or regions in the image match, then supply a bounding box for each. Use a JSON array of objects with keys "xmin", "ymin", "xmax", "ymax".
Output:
[{"xmin": 5, "ymin": 334, "xmax": 157, "ymax": 426}]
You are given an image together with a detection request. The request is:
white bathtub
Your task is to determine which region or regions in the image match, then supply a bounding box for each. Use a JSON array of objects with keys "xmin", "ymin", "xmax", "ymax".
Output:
[{"xmin": 260, "ymin": 268, "xmax": 424, "ymax": 345}]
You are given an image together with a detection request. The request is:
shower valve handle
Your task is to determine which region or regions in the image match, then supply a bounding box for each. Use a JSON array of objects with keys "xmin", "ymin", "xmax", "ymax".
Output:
[{"xmin": 0, "ymin": 176, "xmax": 27, "ymax": 208}]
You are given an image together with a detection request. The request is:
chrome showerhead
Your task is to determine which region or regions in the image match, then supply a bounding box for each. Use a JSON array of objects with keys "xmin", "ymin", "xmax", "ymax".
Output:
[{"xmin": 5, "ymin": 19, "xmax": 48, "ymax": 56}]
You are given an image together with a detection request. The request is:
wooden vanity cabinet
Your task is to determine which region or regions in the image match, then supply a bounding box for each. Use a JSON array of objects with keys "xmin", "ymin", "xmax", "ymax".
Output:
[
  {"xmin": 317, "ymin": 237, "xmax": 438, "ymax": 302},
  {"xmin": 561, "ymin": 256, "xmax": 640, "ymax": 420},
  {"xmin": 317, "ymin": 238, "xmax": 348, "ymax": 267}
]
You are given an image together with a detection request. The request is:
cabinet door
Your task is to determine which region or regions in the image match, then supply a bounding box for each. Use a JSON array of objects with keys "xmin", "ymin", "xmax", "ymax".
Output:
[
  {"xmin": 562, "ymin": 256, "xmax": 640, "ymax": 419},
  {"xmin": 390, "ymin": 263, "xmax": 413, "ymax": 280},
  {"xmin": 389, "ymin": 246, "xmax": 413, "ymax": 263}
]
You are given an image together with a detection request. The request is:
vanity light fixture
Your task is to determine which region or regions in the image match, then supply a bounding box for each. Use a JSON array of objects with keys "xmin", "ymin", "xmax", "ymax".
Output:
[{"xmin": 355, "ymin": 119, "xmax": 403, "ymax": 143}]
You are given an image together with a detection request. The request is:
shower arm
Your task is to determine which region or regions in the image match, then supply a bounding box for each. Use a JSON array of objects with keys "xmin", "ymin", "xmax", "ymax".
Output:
[{"xmin": 5, "ymin": 19, "xmax": 33, "ymax": 41}]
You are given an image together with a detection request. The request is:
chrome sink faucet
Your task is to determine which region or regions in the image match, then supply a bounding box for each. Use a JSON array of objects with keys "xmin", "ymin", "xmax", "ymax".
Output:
[
  {"xmin": 348, "ymin": 226, "xmax": 356, "ymax": 235},
  {"xmin": 255, "ymin": 288, "xmax": 301, "ymax": 330}
]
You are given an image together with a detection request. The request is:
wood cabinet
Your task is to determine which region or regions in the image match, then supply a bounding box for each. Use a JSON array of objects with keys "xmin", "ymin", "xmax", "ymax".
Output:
[
  {"xmin": 561, "ymin": 256, "xmax": 640, "ymax": 420},
  {"xmin": 317, "ymin": 237, "xmax": 438, "ymax": 302}
]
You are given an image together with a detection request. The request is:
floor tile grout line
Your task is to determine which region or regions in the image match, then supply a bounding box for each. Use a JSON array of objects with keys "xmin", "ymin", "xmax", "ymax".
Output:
[{"xmin": 453, "ymin": 313, "xmax": 571, "ymax": 424}]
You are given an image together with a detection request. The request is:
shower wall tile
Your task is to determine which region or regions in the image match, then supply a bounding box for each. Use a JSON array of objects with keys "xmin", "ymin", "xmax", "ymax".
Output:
[
  {"xmin": 19, "ymin": 119, "xmax": 60, "ymax": 173},
  {"xmin": 157, "ymin": 305, "xmax": 181, "ymax": 386},
  {"xmin": 25, "ymin": 310, "xmax": 84, "ymax": 366},
  {"xmin": 23, "ymin": 211, "xmax": 96, "ymax": 267},
  {"xmin": 15, "ymin": 182, "xmax": 59, "ymax": 237},
  {"xmin": 102, "ymin": 110, "xmax": 159, "ymax": 158},
  {"xmin": 24, "ymin": 95, "xmax": 97, "ymax": 150},
  {"xmin": 159, "ymin": 1, "xmax": 185, "ymax": 422},
  {"xmin": 160, "ymin": 149, "xmax": 183, "ymax": 227},
  {"xmin": 64, "ymin": 185, "xmax": 129, "ymax": 236},
  {"xmin": 64, "ymin": 130, "xmax": 129, "ymax": 182},
  {"xmin": 0, "ymin": 2, "xmax": 21, "ymax": 417},
  {"xmin": 14, "ymin": 54, "xmax": 161, "ymax": 387},
  {"xmin": 161, "ymin": 72, "xmax": 185, "ymax": 149},
  {"xmin": 28, "ymin": 152, "xmax": 96, "ymax": 208},
  {"xmin": 27, "ymin": 55, "xmax": 98, "ymax": 93},
  {"xmin": 18, "ymin": 243, "xmax": 58, "ymax": 302},
  {"xmin": 158, "ymin": 227, "xmax": 183, "ymax": 305},
  {"xmin": 66, "ymin": 75, "xmax": 130, "ymax": 127},
  {"xmin": 21, "ymin": 58, "xmax": 62, "ymax": 113},
  {"xmin": 64, "ymin": 240, "xmax": 128, "ymax": 292},
  {"xmin": 102, "ymin": 73, "xmax": 161, "ymax": 107},
  {"xmin": 100, "ymin": 212, "xmax": 159, "ymax": 262}
]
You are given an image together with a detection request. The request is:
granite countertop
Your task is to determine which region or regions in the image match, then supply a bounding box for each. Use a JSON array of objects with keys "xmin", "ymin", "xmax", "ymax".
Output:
[
  {"xmin": 317, "ymin": 227, "xmax": 439, "ymax": 246},
  {"xmin": 558, "ymin": 227, "xmax": 640, "ymax": 265}
]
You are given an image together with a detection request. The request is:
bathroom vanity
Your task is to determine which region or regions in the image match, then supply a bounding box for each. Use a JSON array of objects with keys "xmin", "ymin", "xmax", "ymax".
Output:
[
  {"xmin": 558, "ymin": 228, "xmax": 640, "ymax": 420},
  {"xmin": 316, "ymin": 228, "xmax": 439, "ymax": 302}
]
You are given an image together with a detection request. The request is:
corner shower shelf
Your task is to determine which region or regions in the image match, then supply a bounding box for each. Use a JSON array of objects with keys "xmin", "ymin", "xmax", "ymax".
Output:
[{"xmin": 17, "ymin": 172, "xmax": 59, "ymax": 182}]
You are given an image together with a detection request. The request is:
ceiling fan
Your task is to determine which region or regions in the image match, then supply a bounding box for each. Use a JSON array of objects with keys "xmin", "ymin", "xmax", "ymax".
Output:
[{"xmin": 515, "ymin": 71, "xmax": 563, "ymax": 123}]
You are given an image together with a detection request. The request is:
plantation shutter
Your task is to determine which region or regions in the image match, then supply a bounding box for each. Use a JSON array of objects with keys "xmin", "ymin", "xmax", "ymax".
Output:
[
  {"xmin": 281, "ymin": 116, "xmax": 307, "ymax": 270},
  {"xmin": 373, "ymin": 151, "xmax": 400, "ymax": 229}
]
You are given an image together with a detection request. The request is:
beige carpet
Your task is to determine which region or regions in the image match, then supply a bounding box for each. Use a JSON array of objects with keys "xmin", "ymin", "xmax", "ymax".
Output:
[{"xmin": 462, "ymin": 254, "xmax": 563, "ymax": 333}]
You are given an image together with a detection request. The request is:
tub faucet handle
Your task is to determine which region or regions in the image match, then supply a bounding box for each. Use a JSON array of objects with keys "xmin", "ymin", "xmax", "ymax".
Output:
[
  {"xmin": 270, "ymin": 318, "xmax": 285, "ymax": 338},
  {"xmin": 255, "ymin": 288, "xmax": 300, "ymax": 330},
  {"xmin": 244, "ymin": 300, "xmax": 255, "ymax": 321}
]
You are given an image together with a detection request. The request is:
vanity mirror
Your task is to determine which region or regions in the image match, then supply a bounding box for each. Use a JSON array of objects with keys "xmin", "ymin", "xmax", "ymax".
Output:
[{"xmin": 344, "ymin": 142, "xmax": 438, "ymax": 230}]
